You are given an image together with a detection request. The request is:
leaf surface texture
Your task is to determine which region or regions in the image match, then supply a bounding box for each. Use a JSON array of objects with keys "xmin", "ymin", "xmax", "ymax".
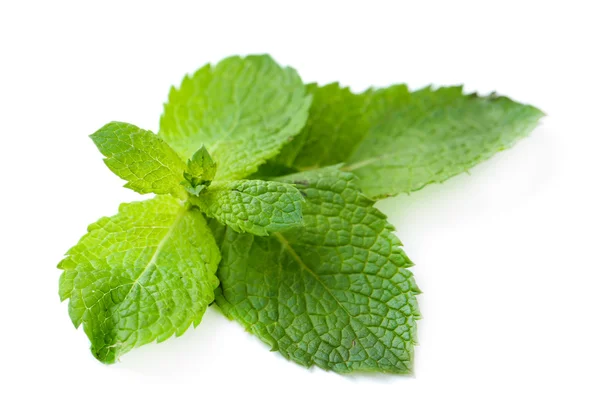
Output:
[
  {"xmin": 90, "ymin": 122, "xmax": 188, "ymax": 198},
  {"xmin": 58, "ymin": 196, "xmax": 220, "ymax": 363},
  {"xmin": 284, "ymin": 84, "xmax": 544, "ymax": 198},
  {"xmin": 215, "ymin": 168, "xmax": 420, "ymax": 373}
]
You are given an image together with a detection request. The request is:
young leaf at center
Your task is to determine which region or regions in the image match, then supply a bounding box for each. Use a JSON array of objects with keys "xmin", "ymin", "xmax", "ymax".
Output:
[{"xmin": 183, "ymin": 145, "xmax": 217, "ymax": 196}]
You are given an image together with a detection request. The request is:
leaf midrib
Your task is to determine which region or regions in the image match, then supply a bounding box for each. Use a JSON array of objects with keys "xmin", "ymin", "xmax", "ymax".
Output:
[{"xmin": 118, "ymin": 207, "xmax": 187, "ymax": 310}]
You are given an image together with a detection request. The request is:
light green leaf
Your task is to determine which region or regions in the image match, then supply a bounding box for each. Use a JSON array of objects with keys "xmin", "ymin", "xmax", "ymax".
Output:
[
  {"xmin": 191, "ymin": 180, "xmax": 303, "ymax": 236},
  {"xmin": 214, "ymin": 168, "xmax": 420, "ymax": 373},
  {"xmin": 58, "ymin": 196, "xmax": 220, "ymax": 363},
  {"xmin": 159, "ymin": 54, "xmax": 312, "ymax": 181},
  {"xmin": 90, "ymin": 122, "xmax": 187, "ymax": 199},
  {"xmin": 183, "ymin": 145, "xmax": 217, "ymax": 196},
  {"xmin": 283, "ymin": 84, "xmax": 544, "ymax": 199},
  {"xmin": 186, "ymin": 145, "xmax": 217, "ymax": 182}
]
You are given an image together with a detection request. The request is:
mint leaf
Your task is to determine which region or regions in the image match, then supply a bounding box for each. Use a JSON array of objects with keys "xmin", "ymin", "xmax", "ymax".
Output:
[
  {"xmin": 183, "ymin": 146, "xmax": 217, "ymax": 196},
  {"xmin": 187, "ymin": 145, "xmax": 217, "ymax": 182},
  {"xmin": 58, "ymin": 196, "xmax": 220, "ymax": 363},
  {"xmin": 214, "ymin": 168, "xmax": 420, "ymax": 373},
  {"xmin": 283, "ymin": 84, "xmax": 543, "ymax": 199},
  {"xmin": 159, "ymin": 55, "xmax": 312, "ymax": 181},
  {"xmin": 191, "ymin": 180, "xmax": 303, "ymax": 236},
  {"xmin": 90, "ymin": 122, "xmax": 187, "ymax": 199}
]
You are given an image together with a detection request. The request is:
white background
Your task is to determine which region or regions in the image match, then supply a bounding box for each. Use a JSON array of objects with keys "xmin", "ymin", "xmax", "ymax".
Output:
[{"xmin": 1, "ymin": 1, "xmax": 598, "ymax": 414}]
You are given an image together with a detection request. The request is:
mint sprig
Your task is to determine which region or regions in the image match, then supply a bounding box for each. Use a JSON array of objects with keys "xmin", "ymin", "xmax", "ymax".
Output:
[{"xmin": 58, "ymin": 54, "xmax": 542, "ymax": 371}]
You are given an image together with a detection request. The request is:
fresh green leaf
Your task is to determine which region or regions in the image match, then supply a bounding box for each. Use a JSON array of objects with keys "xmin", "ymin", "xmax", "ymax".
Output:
[
  {"xmin": 186, "ymin": 145, "xmax": 217, "ymax": 182},
  {"xmin": 58, "ymin": 196, "xmax": 220, "ymax": 363},
  {"xmin": 283, "ymin": 84, "xmax": 544, "ymax": 199},
  {"xmin": 183, "ymin": 145, "xmax": 217, "ymax": 196},
  {"xmin": 90, "ymin": 122, "xmax": 187, "ymax": 199},
  {"xmin": 182, "ymin": 180, "xmax": 209, "ymax": 197},
  {"xmin": 191, "ymin": 180, "xmax": 303, "ymax": 236},
  {"xmin": 159, "ymin": 54, "xmax": 312, "ymax": 181},
  {"xmin": 214, "ymin": 168, "xmax": 420, "ymax": 373}
]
